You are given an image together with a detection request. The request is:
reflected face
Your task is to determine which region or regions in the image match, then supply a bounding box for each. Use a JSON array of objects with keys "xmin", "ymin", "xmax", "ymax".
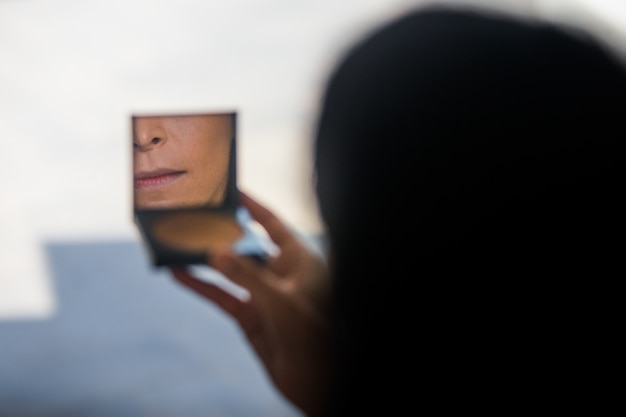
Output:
[{"xmin": 133, "ymin": 114, "xmax": 232, "ymax": 209}]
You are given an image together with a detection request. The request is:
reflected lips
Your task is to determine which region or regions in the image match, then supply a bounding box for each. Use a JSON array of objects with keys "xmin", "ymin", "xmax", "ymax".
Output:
[{"xmin": 134, "ymin": 170, "xmax": 185, "ymax": 190}]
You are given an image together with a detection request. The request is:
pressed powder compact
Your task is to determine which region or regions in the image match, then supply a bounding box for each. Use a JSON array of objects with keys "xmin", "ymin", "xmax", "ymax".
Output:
[
  {"xmin": 131, "ymin": 111, "xmax": 269, "ymax": 267},
  {"xmin": 151, "ymin": 211, "xmax": 244, "ymax": 253}
]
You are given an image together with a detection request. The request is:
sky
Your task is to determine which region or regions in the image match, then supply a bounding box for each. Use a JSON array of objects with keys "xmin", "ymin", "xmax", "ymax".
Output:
[{"xmin": 1, "ymin": 0, "xmax": 625, "ymax": 319}]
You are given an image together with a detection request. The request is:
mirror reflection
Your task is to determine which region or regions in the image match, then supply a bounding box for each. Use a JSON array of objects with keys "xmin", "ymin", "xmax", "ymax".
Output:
[{"xmin": 132, "ymin": 113, "xmax": 234, "ymax": 210}]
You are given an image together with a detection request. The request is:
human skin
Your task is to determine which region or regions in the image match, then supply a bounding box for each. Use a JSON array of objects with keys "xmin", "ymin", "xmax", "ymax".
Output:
[
  {"xmin": 133, "ymin": 114, "xmax": 232, "ymax": 209},
  {"xmin": 170, "ymin": 192, "xmax": 333, "ymax": 417}
]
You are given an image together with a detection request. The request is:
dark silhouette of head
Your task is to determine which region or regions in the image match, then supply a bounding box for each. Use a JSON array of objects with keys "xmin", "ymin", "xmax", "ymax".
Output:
[{"xmin": 313, "ymin": 6, "xmax": 626, "ymax": 414}]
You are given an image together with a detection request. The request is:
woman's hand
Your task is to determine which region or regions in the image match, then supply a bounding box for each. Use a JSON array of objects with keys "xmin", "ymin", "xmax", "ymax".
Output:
[{"xmin": 170, "ymin": 191, "xmax": 332, "ymax": 417}]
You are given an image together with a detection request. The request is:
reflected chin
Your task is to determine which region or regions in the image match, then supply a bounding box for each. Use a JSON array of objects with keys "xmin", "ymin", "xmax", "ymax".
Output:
[
  {"xmin": 134, "ymin": 178, "xmax": 228, "ymax": 210},
  {"xmin": 134, "ymin": 194, "xmax": 209, "ymax": 210},
  {"xmin": 135, "ymin": 199, "xmax": 179, "ymax": 210}
]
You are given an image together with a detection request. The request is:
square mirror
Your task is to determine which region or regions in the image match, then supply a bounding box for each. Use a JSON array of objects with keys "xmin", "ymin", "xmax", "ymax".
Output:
[{"xmin": 131, "ymin": 111, "xmax": 269, "ymax": 267}]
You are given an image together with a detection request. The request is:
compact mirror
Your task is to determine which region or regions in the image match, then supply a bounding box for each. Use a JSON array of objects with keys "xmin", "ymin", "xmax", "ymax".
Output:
[{"xmin": 132, "ymin": 111, "xmax": 269, "ymax": 267}]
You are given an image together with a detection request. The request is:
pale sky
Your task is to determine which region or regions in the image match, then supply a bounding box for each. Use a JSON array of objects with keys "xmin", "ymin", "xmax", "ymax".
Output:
[{"xmin": 1, "ymin": 0, "xmax": 625, "ymax": 318}]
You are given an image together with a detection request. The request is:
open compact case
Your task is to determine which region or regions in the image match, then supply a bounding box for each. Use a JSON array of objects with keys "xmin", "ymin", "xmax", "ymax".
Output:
[{"xmin": 131, "ymin": 111, "xmax": 271, "ymax": 267}]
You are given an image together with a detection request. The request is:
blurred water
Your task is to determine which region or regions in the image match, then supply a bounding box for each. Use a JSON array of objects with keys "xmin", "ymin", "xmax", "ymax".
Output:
[{"xmin": 0, "ymin": 240, "xmax": 301, "ymax": 417}]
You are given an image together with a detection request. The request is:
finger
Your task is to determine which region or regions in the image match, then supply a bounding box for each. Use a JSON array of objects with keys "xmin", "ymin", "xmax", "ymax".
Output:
[
  {"xmin": 239, "ymin": 190, "xmax": 297, "ymax": 248},
  {"xmin": 170, "ymin": 268, "xmax": 243, "ymax": 318},
  {"xmin": 211, "ymin": 251, "xmax": 271, "ymax": 291}
]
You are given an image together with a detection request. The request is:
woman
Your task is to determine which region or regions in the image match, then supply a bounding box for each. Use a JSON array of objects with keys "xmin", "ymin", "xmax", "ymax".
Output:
[
  {"xmin": 172, "ymin": 5, "xmax": 626, "ymax": 416},
  {"xmin": 133, "ymin": 113, "xmax": 234, "ymax": 209}
]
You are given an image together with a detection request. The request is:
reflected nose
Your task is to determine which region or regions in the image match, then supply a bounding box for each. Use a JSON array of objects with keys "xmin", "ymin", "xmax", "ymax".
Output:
[{"xmin": 133, "ymin": 118, "xmax": 168, "ymax": 152}]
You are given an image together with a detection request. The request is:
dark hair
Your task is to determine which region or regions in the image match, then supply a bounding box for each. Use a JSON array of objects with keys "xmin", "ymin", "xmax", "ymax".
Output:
[{"xmin": 314, "ymin": 6, "xmax": 626, "ymax": 414}]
